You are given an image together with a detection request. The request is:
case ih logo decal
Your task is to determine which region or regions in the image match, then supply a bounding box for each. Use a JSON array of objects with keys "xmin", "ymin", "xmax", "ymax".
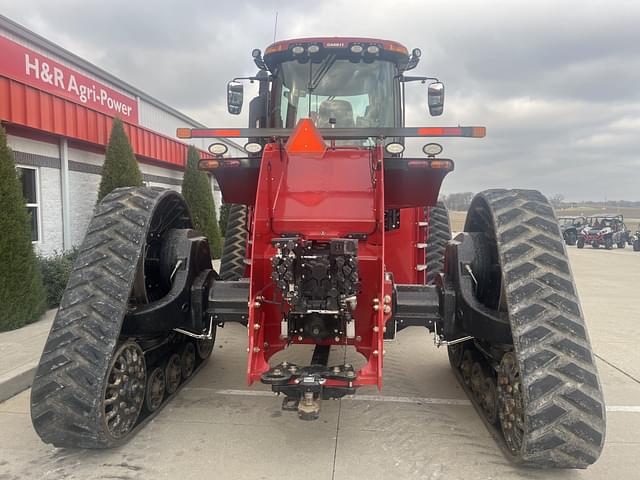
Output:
[{"xmin": 0, "ymin": 35, "xmax": 139, "ymax": 123}]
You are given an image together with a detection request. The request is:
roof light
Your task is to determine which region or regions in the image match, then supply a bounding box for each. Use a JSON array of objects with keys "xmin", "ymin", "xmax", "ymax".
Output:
[
  {"xmin": 422, "ymin": 143, "xmax": 443, "ymax": 157},
  {"xmin": 208, "ymin": 143, "xmax": 228, "ymax": 156},
  {"xmin": 385, "ymin": 142, "xmax": 405, "ymax": 154},
  {"xmin": 244, "ymin": 142, "xmax": 263, "ymax": 154},
  {"xmin": 292, "ymin": 45, "xmax": 305, "ymax": 54},
  {"xmin": 350, "ymin": 44, "xmax": 364, "ymax": 54},
  {"xmin": 366, "ymin": 45, "xmax": 380, "ymax": 54},
  {"xmin": 307, "ymin": 45, "xmax": 320, "ymax": 54}
]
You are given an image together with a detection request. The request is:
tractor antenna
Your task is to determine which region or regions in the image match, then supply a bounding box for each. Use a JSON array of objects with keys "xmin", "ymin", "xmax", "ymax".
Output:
[{"xmin": 273, "ymin": 11, "xmax": 278, "ymax": 42}]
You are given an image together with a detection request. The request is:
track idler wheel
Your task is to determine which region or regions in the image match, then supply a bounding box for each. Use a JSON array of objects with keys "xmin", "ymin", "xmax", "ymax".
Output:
[
  {"xmin": 103, "ymin": 342, "xmax": 146, "ymax": 441},
  {"xmin": 497, "ymin": 352, "xmax": 525, "ymax": 455}
]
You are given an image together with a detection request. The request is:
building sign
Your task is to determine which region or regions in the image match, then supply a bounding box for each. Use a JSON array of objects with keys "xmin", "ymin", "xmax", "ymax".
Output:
[{"xmin": 0, "ymin": 35, "xmax": 138, "ymax": 123}]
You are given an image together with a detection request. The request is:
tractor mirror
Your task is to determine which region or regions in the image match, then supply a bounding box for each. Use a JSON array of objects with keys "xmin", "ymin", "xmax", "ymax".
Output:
[
  {"xmin": 428, "ymin": 82, "xmax": 445, "ymax": 116},
  {"xmin": 227, "ymin": 81, "xmax": 244, "ymax": 115}
]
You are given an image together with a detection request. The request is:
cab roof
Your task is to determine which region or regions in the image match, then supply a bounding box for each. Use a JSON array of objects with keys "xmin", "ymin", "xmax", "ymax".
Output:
[{"xmin": 263, "ymin": 37, "xmax": 411, "ymax": 70}]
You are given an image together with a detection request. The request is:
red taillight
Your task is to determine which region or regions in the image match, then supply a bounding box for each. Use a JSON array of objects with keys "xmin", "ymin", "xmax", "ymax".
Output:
[
  {"xmin": 406, "ymin": 159, "xmax": 453, "ymax": 170},
  {"xmin": 407, "ymin": 160, "xmax": 429, "ymax": 169}
]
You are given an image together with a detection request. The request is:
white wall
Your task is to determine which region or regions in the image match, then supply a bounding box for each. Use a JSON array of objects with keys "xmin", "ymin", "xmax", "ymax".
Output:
[{"xmin": 37, "ymin": 166, "xmax": 64, "ymax": 255}]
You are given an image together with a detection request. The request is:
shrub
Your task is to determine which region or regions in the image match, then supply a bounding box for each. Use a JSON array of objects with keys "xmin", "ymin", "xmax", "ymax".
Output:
[
  {"xmin": 97, "ymin": 117, "xmax": 143, "ymax": 202},
  {"xmin": 38, "ymin": 249, "xmax": 79, "ymax": 308},
  {"xmin": 219, "ymin": 201, "xmax": 230, "ymax": 237},
  {"xmin": 0, "ymin": 124, "xmax": 46, "ymax": 331},
  {"xmin": 181, "ymin": 146, "xmax": 222, "ymax": 258}
]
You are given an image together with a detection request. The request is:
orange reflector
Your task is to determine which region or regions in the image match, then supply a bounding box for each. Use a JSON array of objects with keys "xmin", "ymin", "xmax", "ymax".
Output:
[
  {"xmin": 176, "ymin": 128, "xmax": 192, "ymax": 139},
  {"xmin": 386, "ymin": 42, "xmax": 409, "ymax": 55},
  {"xmin": 285, "ymin": 118, "xmax": 326, "ymax": 154},
  {"xmin": 471, "ymin": 127, "xmax": 486, "ymax": 138},
  {"xmin": 198, "ymin": 159, "xmax": 220, "ymax": 170},
  {"xmin": 430, "ymin": 160, "xmax": 453, "ymax": 169}
]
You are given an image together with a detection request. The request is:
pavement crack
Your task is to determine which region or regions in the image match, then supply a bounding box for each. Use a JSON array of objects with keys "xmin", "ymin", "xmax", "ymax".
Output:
[
  {"xmin": 595, "ymin": 352, "xmax": 640, "ymax": 385},
  {"xmin": 331, "ymin": 398, "xmax": 342, "ymax": 480}
]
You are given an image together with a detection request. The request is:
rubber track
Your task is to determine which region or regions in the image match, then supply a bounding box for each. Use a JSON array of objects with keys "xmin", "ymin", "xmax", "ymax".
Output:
[
  {"xmin": 30, "ymin": 187, "xmax": 185, "ymax": 448},
  {"xmin": 465, "ymin": 189, "xmax": 606, "ymax": 468},
  {"xmin": 425, "ymin": 202, "xmax": 451, "ymax": 284},
  {"xmin": 219, "ymin": 204, "xmax": 248, "ymax": 281}
]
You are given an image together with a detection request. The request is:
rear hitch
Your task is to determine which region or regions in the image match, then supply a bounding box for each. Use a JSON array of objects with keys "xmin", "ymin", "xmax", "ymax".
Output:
[{"xmin": 261, "ymin": 361, "xmax": 357, "ymax": 420}]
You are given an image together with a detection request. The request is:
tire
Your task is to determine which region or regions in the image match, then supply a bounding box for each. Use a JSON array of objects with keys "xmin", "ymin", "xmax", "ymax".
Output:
[
  {"xmin": 30, "ymin": 188, "xmax": 194, "ymax": 448},
  {"xmin": 219, "ymin": 204, "xmax": 248, "ymax": 280},
  {"xmin": 425, "ymin": 202, "xmax": 452, "ymax": 284},
  {"xmin": 617, "ymin": 241, "xmax": 625, "ymax": 249},
  {"xmin": 604, "ymin": 237, "xmax": 613, "ymax": 250},
  {"xmin": 577, "ymin": 237, "xmax": 585, "ymax": 249},
  {"xmin": 634, "ymin": 239, "xmax": 640, "ymax": 252},
  {"xmin": 566, "ymin": 231, "xmax": 577, "ymax": 246},
  {"xmin": 461, "ymin": 189, "xmax": 605, "ymax": 468}
]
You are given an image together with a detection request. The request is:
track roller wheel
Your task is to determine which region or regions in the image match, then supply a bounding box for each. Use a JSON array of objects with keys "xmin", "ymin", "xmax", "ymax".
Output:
[
  {"xmin": 480, "ymin": 375, "xmax": 499, "ymax": 425},
  {"xmin": 165, "ymin": 354, "xmax": 182, "ymax": 395},
  {"xmin": 460, "ymin": 350, "xmax": 475, "ymax": 387},
  {"xmin": 145, "ymin": 367, "xmax": 166, "ymax": 413},
  {"xmin": 452, "ymin": 189, "xmax": 606, "ymax": 468},
  {"xmin": 197, "ymin": 335, "xmax": 215, "ymax": 360},
  {"xmin": 470, "ymin": 362, "xmax": 484, "ymax": 394},
  {"xmin": 181, "ymin": 342, "xmax": 196, "ymax": 379}
]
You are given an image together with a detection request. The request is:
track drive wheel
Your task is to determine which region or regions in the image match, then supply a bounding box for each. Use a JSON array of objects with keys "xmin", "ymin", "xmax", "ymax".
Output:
[
  {"xmin": 30, "ymin": 187, "xmax": 200, "ymax": 448},
  {"xmin": 458, "ymin": 189, "xmax": 605, "ymax": 468}
]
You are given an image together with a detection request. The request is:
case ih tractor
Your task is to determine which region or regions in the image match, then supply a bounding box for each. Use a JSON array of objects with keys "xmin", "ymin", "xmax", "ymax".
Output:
[
  {"xmin": 30, "ymin": 37, "xmax": 605, "ymax": 469},
  {"xmin": 577, "ymin": 214, "xmax": 630, "ymax": 249}
]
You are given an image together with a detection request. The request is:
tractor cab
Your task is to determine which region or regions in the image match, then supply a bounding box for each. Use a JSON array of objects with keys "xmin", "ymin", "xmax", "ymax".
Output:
[{"xmin": 227, "ymin": 38, "xmax": 445, "ymax": 134}]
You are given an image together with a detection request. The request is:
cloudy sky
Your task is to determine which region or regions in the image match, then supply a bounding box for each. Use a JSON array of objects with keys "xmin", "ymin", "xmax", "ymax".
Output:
[{"xmin": 2, "ymin": 0, "xmax": 639, "ymax": 200}]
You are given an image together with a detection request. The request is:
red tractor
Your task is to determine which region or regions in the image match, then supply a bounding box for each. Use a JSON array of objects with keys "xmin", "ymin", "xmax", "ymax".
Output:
[{"xmin": 30, "ymin": 37, "xmax": 605, "ymax": 469}]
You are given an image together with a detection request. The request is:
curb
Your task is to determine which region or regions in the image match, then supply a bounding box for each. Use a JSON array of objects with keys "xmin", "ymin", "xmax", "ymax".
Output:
[{"xmin": 0, "ymin": 362, "xmax": 36, "ymax": 403}]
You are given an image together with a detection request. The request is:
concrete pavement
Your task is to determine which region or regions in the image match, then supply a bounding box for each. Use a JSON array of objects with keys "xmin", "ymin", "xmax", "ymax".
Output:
[{"xmin": 0, "ymin": 248, "xmax": 639, "ymax": 479}]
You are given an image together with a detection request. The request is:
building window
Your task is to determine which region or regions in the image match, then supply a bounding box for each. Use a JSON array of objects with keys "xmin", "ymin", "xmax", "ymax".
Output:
[{"xmin": 17, "ymin": 167, "xmax": 40, "ymax": 243}]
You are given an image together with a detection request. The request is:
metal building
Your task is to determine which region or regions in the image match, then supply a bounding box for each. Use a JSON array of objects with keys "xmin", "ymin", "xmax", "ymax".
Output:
[{"xmin": 0, "ymin": 14, "xmax": 241, "ymax": 256}]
